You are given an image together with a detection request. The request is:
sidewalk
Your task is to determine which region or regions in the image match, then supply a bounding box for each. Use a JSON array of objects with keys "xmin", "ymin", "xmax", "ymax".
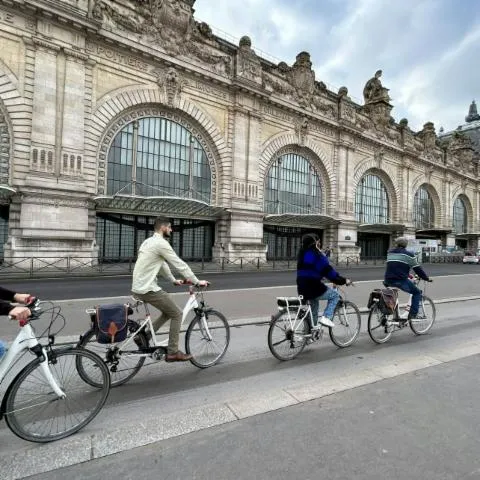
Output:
[
  {"xmin": 1, "ymin": 300, "xmax": 480, "ymax": 479},
  {"xmin": 32, "ymin": 352, "xmax": 480, "ymax": 480}
]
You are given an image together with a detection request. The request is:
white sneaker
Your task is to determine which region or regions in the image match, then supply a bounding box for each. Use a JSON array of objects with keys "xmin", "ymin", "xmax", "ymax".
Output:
[{"xmin": 319, "ymin": 316, "xmax": 335, "ymax": 328}]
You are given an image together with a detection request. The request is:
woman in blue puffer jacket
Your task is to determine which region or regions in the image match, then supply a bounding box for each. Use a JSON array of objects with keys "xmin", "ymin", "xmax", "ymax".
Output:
[{"xmin": 296, "ymin": 233, "xmax": 351, "ymax": 328}]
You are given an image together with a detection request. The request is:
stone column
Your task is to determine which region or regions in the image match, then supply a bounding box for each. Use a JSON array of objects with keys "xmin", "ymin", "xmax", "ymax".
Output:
[
  {"xmin": 225, "ymin": 105, "xmax": 266, "ymax": 261},
  {"xmin": 333, "ymin": 141, "xmax": 360, "ymax": 262}
]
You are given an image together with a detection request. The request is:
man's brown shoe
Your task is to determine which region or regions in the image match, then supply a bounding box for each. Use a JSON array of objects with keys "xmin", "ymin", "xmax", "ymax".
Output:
[{"xmin": 165, "ymin": 351, "xmax": 193, "ymax": 362}]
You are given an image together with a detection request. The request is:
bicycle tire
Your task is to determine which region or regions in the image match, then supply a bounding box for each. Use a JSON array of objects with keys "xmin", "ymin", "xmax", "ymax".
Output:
[
  {"xmin": 3, "ymin": 347, "xmax": 110, "ymax": 443},
  {"xmin": 268, "ymin": 310, "xmax": 309, "ymax": 361},
  {"xmin": 329, "ymin": 300, "xmax": 362, "ymax": 348},
  {"xmin": 185, "ymin": 310, "xmax": 230, "ymax": 369},
  {"xmin": 409, "ymin": 295, "xmax": 436, "ymax": 335},
  {"xmin": 77, "ymin": 322, "xmax": 148, "ymax": 387},
  {"xmin": 367, "ymin": 305, "xmax": 393, "ymax": 344}
]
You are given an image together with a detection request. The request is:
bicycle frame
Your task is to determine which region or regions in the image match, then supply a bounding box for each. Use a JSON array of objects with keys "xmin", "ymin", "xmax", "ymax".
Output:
[
  {"xmin": 0, "ymin": 323, "xmax": 64, "ymax": 398},
  {"xmin": 278, "ymin": 285, "xmax": 348, "ymax": 333},
  {"xmin": 105, "ymin": 286, "xmax": 213, "ymax": 354}
]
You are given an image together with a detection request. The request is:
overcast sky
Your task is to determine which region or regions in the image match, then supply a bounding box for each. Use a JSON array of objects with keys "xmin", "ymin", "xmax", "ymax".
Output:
[{"xmin": 195, "ymin": 0, "xmax": 480, "ymax": 133}]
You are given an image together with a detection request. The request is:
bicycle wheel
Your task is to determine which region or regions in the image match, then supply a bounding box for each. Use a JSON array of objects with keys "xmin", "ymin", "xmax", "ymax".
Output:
[
  {"xmin": 409, "ymin": 295, "xmax": 436, "ymax": 335},
  {"xmin": 3, "ymin": 348, "xmax": 110, "ymax": 443},
  {"xmin": 77, "ymin": 320, "xmax": 148, "ymax": 387},
  {"xmin": 329, "ymin": 300, "xmax": 361, "ymax": 348},
  {"xmin": 185, "ymin": 310, "xmax": 230, "ymax": 369},
  {"xmin": 367, "ymin": 305, "xmax": 393, "ymax": 344},
  {"xmin": 268, "ymin": 310, "xmax": 309, "ymax": 361}
]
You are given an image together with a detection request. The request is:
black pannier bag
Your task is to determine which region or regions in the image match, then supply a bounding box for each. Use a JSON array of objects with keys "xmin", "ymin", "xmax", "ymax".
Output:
[
  {"xmin": 95, "ymin": 303, "xmax": 129, "ymax": 344},
  {"xmin": 367, "ymin": 288, "xmax": 398, "ymax": 315}
]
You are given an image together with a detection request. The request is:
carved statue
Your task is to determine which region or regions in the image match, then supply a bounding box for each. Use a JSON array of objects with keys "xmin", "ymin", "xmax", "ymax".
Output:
[
  {"xmin": 236, "ymin": 36, "xmax": 262, "ymax": 84},
  {"xmin": 288, "ymin": 51, "xmax": 315, "ymax": 108},
  {"xmin": 363, "ymin": 70, "xmax": 390, "ymax": 104},
  {"xmin": 92, "ymin": 0, "xmax": 104, "ymax": 20}
]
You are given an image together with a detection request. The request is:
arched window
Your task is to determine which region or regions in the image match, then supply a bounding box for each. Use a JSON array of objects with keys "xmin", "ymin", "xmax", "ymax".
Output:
[
  {"xmin": 264, "ymin": 153, "xmax": 322, "ymax": 214},
  {"xmin": 453, "ymin": 197, "xmax": 468, "ymax": 233},
  {"xmin": 355, "ymin": 174, "xmax": 389, "ymax": 224},
  {"xmin": 413, "ymin": 186, "xmax": 435, "ymax": 229},
  {"xmin": 107, "ymin": 117, "xmax": 211, "ymax": 202}
]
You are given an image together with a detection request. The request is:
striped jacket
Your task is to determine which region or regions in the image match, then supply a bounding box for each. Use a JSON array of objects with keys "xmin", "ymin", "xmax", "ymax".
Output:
[{"xmin": 384, "ymin": 247, "xmax": 429, "ymax": 282}]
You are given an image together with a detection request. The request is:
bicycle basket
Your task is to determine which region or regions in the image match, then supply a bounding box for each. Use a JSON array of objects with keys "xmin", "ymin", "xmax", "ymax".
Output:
[{"xmin": 95, "ymin": 304, "xmax": 129, "ymax": 344}]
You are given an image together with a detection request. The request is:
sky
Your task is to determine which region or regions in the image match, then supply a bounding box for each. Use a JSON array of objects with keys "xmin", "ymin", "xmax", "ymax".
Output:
[{"xmin": 194, "ymin": 0, "xmax": 480, "ymax": 133}]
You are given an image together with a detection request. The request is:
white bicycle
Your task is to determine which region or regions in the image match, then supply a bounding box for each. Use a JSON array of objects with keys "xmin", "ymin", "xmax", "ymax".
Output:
[
  {"xmin": 0, "ymin": 298, "xmax": 110, "ymax": 442},
  {"xmin": 77, "ymin": 284, "xmax": 230, "ymax": 387}
]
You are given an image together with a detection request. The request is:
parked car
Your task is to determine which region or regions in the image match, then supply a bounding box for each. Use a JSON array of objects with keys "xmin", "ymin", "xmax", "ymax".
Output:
[{"xmin": 462, "ymin": 252, "xmax": 480, "ymax": 264}]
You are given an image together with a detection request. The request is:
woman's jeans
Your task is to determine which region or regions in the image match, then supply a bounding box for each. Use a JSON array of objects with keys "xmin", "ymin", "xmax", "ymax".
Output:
[{"xmin": 310, "ymin": 287, "xmax": 340, "ymax": 325}]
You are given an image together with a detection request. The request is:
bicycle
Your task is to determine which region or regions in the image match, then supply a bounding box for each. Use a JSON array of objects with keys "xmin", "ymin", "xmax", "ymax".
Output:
[
  {"xmin": 367, "ymin": 275, "xmax": 436, "ymax": 344},
  {"xmin": 0, "ymin": 298, "xmax": 110, "ymax": 442},
  {"xmin": 77, "ymin": 284, "xmax": 230, "ymax": 387},
  {"xmin": 268, "ymin": 285, "xmax": 361, "ymax": 361}
]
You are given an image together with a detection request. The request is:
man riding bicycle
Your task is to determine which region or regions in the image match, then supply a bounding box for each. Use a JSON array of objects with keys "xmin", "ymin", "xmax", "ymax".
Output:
[
  {"xmin": 132, "ymin": 216, "xmax": 209, "ymax": 363},
  {"xmin": 384, "ymin": 237, "xmax": 432, "ymax": 320}
]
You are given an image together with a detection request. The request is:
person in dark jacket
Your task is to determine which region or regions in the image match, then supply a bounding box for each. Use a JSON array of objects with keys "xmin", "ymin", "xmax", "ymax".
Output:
[
  {"xmin": 0, "ymin": 286, "xmax": 32, "ymax": 359},
  {"xmin": 384, "ymin": 237, "xmax": 432, "ymax": 320},
  {"xmin": 296, "ymin": 233, "xmax": 351, "ymax": 328}
]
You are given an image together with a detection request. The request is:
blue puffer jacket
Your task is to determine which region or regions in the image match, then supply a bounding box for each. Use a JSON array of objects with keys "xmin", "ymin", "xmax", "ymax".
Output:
[{"xmin": 296, "ymin": 248, "xmax": 347, "ymax": 300}]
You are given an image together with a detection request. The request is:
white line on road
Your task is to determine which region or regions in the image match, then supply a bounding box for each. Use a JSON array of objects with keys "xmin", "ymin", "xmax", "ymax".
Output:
[{"xmin": 51, "ymin": 272, "xmax": 480, "ymax": 304}]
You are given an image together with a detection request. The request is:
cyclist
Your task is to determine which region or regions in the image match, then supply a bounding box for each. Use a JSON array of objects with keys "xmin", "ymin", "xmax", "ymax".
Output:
[
  {"xmin": 297, "ymin": 233, "xmax": 351, "ymax": 328},
  {"xmin": 131, "ymin": 216, "xmax": 209, "ymax": 363},
  {"xmin": 384, "ymin": 237, "xmax": 432, "ymax": 320},
  {"xmin": 0, "ymin": 287, "xmax": 32, "ymax": 359}
]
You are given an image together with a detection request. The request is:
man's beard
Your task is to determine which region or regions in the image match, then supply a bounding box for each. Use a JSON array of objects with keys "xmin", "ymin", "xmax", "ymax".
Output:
[{"xmin": 163, "ymin": 231, "xmax": 171, "ymax": 239}]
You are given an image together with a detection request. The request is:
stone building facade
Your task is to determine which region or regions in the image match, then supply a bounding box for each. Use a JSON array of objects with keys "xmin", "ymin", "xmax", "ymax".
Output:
[{"xmin": 0, "ymin": 0, "xmax": 478, "ymax": 266}]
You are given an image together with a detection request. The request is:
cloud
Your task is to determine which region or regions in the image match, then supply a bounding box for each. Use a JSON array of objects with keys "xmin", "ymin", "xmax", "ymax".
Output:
[{"xmin": 194, "ymin": 0, "xmax": 480, "ymax": 132}]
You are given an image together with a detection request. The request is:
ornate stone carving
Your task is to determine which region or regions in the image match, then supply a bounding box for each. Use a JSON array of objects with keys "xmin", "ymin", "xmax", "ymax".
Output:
[
  {"xmin": 425, "ymin": 164, "xmax": 434, "ymax": 182},
  {"xmin": 416, "ymin": 122, "xmax": 444, "ymax": 163},
  {"xmin": 374, "ymin": 147, "xmax": 385, "ymax": 168},
  {"xmin": 288, "ymin": 51, "xmax": 315, "ymax": 108},
  {"xmin": 93, "ymin": 1, "xmax": 233, "ymax": 76},
  {"xmin": 236, "ymin": 36, "xmax": 262, "ymax": 84},
  {"xmin": 295, "ymin": 116, "xmax": 309, "ymax": 146},
  {"xmin": 447, "ymin": 131, "xmax": 475, "ymax": 173},
  {"xmin": 155, "ymin": 67, "xmax": 184, "ymax": 107},
  {"xmin": 363, "ymin": 69, "xmax": 390, "ymax": 104}
]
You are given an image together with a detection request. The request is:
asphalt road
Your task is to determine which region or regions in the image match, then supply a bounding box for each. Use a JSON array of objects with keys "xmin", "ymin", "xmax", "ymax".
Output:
[
  {"xmin": 27, "ymin": 352, "xmax": 480, "ymax": 480},
  {"xmin": 1, "ymin": 263, "xmax": 478, "ymax": 300}
]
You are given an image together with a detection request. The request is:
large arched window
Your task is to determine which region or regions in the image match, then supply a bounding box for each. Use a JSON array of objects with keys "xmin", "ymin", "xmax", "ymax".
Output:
[
  {"xmin": 355, "ymin": 174, "xmax": 389, "ymax": 224},
  {"xmin": 413, "ymin": 186, "xmax": 435, "ymax": 229},
  {"xmin": 453, "ymin": 196, "xmax": 468, "ymax": 233},
  {"xmin": 264, "ymin": 153, "xmax": 322, "ymax": 214},
  {"xmin": 107, "ymin": 117, "xmax": 211, "ymax": 202}
]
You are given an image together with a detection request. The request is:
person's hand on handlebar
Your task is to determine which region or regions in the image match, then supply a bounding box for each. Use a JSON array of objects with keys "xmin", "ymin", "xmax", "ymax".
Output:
[
  {"xmin": 196, "ymin": 280, "xmax": 210, "ymax": 287},
  {"xmin": 13, "ymin": 293, "xmax": 32, "ymax": 305},
  {"xmin": 426, "ymin": 278, "xmax": 433, "ymax": 283},
  {"xmin": 9, "ymin": 306, "xmax": 31, "ymax": 321},
  {"xmin": 173, "ymin": 279, "xmax": 210, "ymax": 287},
  {"xmin": 346, "ymin": 278, "xmax": 354, "ymax": 286}
]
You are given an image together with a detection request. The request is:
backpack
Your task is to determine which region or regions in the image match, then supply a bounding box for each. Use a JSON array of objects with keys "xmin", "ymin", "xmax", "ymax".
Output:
[
  {"xmin": 95, "ymin": 303, "xmax": 129, "ymax": 344},
  {"xmin": 367, "ymin": 288, "xmax": 398, "ymax": 315}
]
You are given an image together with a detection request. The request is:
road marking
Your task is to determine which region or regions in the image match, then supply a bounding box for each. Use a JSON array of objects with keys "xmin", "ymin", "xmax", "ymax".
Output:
[{"xmin": 51, "ymin": 272, "xmax": 480, "ymax": 303}]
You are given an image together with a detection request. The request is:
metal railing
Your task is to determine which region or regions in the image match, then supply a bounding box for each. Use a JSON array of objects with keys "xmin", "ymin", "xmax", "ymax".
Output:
[{"xmin": 0, "ymin": 253, "xmax": 466, "ymax": 279}]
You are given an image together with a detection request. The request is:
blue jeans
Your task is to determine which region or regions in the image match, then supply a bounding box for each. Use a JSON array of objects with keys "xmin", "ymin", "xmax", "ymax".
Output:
[
  {"xmin": 383, "ymin": 279, "xmax": 422, "ymax": 317},
  {"xmin": 0, "ymin": 339, "xmax": 6, "ymax": 360},
  {"xmin": 310, "ymin": 287, "xmax": 340, "ymax": 325}
]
